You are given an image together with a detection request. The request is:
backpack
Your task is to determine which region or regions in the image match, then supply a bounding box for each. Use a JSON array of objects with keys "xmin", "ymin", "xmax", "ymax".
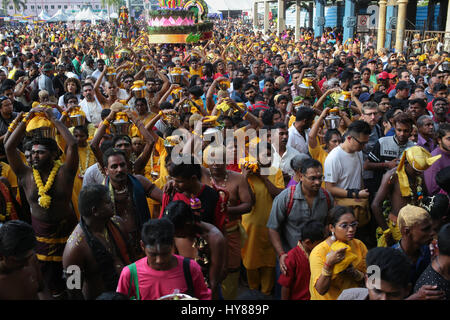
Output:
[
  {"xmin": 286, "ymin": 185, "xmax": 331, "ymax": 217},
  {"xmin": 127, "ymin": 257, "xmax": 194, "ymax": 300}
]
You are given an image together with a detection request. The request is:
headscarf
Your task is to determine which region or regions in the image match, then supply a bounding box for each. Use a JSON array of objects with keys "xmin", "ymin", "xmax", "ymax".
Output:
[
  {"xmin": 396, "ymin": 146, "xmax": 441, "ymax": 197},
  {"xmin": 397, "ymin": 204, "xmax": 430, "ymax": 230}
]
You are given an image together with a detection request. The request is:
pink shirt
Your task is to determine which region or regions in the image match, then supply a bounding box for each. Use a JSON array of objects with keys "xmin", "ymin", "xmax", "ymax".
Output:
[{"xmin": 116, "ymin": 254, "xmax": 212, "ymax": 300}]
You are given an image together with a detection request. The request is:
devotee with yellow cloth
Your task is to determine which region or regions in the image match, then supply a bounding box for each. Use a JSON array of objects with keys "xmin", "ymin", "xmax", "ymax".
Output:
[
  {"xmin": 371, "ymin": 146, "xmax": 441, "ymax": 247},
  {"xmin": 309, "ymin": 206, "xmax": 367, "ymax": 300},
  {"xmin": 241, "ymin": 142, "xmax": 285, "ymax": 297}
]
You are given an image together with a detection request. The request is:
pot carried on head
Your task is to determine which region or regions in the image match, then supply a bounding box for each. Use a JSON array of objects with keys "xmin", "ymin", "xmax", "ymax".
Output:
[
  {"xmin": 24, "ymin": 105, "xmax": 57, "ymax": 139},
  {"xmin": 111, "ymin": 112, "xmax": 131, "ymax": 135},
  {"xmin": 131, "ymin": 80, "xmax": 147, "ymax": 99},
  {"xmin": 106, "ymin": 66, "xmax": 117, "ymax": 83},
  {"xmin": 68, "ymin": 107, "xmax": 86, "ymax": 127},
  {"xmin": 338, "ymin": 91, "xmax": 351, "ymax": 109},
  {"xmin": 324, "ymin": 108, "xmax": 341, "ymax": 129},
  {"xmin": 298, "ymin": 78, "xmax": 314, "ymax": 98},
  {"xmin": 170, "ymin": 67, "xmax": 183, "ymax": 84}
]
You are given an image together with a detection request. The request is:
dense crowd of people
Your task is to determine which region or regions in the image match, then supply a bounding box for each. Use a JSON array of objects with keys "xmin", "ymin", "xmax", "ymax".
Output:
[{"xmin": 0, "ymin": 18, "xmax": 449, "ymax": 301}]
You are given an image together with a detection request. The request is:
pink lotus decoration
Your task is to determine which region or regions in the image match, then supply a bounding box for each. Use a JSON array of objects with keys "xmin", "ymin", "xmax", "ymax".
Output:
[{"xmin": 149, "ymin": 17, "xmax": 194, "ymax": 27}]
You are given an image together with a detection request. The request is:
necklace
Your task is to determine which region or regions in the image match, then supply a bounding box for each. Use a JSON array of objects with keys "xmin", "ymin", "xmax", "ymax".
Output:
[
  {"xmin": 101, "ymin": 228, "xmax": 113, "ymax": 254},
  {"xmin": 33, "ymin": 160, "xmax": 62, "ymax": 209},
  {"xmin": 408, "ymin": 176, "xmax": 423, "ymax": 205},
  {"xmin": 297, "ymin": 241, "xmax": 309, "ymax": 259},
  {"xmin": 108, "ymin": 180, "xmax": 129, "ymax": 216},
  {"xmin": 210, "ymin": 170, "xmax": 228, "ymax": 188},
  {"xmin": 78, "ymin": 146, "xmax": 91, "ymax": 178},
  {"xmin": 115, "ymin": 186, "xmax": 128, "ymax": 194},
  {"xmin": 435, "ymin": 256, "xmax": 450, "ymax": 280}
]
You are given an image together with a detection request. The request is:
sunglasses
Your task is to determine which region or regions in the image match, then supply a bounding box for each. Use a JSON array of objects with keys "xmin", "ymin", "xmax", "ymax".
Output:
[
  {"xmin": 351, "ymin": 135, "xmax": 368, "ymax": 146},
  {"xmin": 338, "ymin": 221, "xmax": 359, "ymax": 229}
]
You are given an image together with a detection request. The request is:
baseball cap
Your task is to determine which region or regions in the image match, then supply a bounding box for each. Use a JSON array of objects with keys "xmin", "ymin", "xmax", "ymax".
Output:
[{"xmin": 378, "ymin": 71, "xmax": 395, "ymax": 80}]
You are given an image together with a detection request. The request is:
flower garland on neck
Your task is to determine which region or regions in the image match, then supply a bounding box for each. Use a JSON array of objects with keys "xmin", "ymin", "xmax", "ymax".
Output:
[
  {"xmin": 78, "ymin": 146, "xmax": 92, "ymax": 178},
  {"xmin": 33, "ymin": 160, "xmax": 62, "ymax": 209},
  {"xmin": 410, "ymin": 176, "xmax": 424, "ymax": 206}
]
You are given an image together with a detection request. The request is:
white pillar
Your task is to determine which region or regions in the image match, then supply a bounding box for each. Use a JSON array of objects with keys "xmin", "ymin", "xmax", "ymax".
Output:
[
  {"xmin": 295, "ymin": 0, "xmax": 301, "ymax": 42},
  {"xmin": 395, "ymin": 0, "xmax": 408, "ymax": 53},
  {"xmin": 377, "ymin": 0, "xmax": 387, "ymax": 52},
  {"xmin": 277, "ymin": 0, "xmax": 285, "ymax": 36},
  {"xmin": 264, "ymin": 0, "xmax": 270, "ymax": 35},
  {"xmin": 253, "ymin": 1, "xmax": 258, "ymax": 30}
]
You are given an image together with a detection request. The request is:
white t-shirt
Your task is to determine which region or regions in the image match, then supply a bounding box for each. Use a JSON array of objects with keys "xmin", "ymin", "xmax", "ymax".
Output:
[
  {"xmin": 287, "ymin": 125, "xmax": 309, "ymax": 155},
  {"xmin": 82, "ymin": 163, "xmax": 105, "ymax": 187},
  {"xmin": 324, "ymin": 145, "xmax": 364, "ymax": 190}
]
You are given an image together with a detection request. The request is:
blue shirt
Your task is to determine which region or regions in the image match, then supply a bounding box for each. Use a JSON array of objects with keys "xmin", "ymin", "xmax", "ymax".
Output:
[
  {"xmin": 230, "ymin": 91, "xmax": 245, "ymax": 103},
  {"xmin": 385, "ymin": 127, "xmax": 395, "ymax": 136},
  {"xmin": 201, "ymin": 93, "xmax": 216, "ymax": 112},
  {"xmin": 392, "ymin": 241, "xmax": 431, "ymax": 287}
]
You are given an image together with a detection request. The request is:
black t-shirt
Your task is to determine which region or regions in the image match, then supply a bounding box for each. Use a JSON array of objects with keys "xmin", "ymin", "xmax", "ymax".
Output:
[
  {"xmin": 389, "ymin": 96, "xmax": 409, "ymax": 110},
  {"xmin": 414, "ymin": 263, "xmax": 450, "ymax": 300},
  {"xmin": 368, "ymin": 135, "xmax": 415, "ymax": 187},
  {"xmin": 196, "ymin": 185, "xmax": 220, "ymax": 226}
]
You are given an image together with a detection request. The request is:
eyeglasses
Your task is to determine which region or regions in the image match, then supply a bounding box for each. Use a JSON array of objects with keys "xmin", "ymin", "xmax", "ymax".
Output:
[
  {"xmin": 338, "ymin": 221, "xmax": 359, "ymax": 229},
  {"xmin": 303, "ymin": 175, "xmax": 324, "ymax": 182},
  {"xmin": 351, "ymin": 136, "xmax": 368, "ymax": 146}
]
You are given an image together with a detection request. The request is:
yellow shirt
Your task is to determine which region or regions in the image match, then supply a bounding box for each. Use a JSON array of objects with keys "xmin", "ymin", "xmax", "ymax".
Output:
[
  {"xmin": 241, "ymin": 168, "xmax": 285, "ymax": 270},
  {"xmin": 308, "ymin": 137, "xmax": 329, "ymax": 168},
  {"xmin": 0, "ymin": 161, "xmax": 18, "ymax": 189},
  {"xmin": 309, "ymin": 239, "xmax": 367, "ymax": 300},
  {"xmin": 190, "ymin": 67, "xmax": 203, "ymax": 78},
  {"xmin": 288, "ymin": 115, "xmax": 296, "ymax": 128},
  {"xmin": 144, "ymin": 137, "xmax": 167, "ymax": 219}
]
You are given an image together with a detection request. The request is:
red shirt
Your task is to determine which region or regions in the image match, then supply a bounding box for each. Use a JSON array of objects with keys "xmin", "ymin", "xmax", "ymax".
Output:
[
  {"xmin": 263, "ymin": 58, "xmax": 273, "ymax": 66},
  {"xmin": 159, "ymin": 185, "xmax": 225, "ymax": 230},
  {"xmin": 277, "ymin": 244, "xmax": 311, "ymax": 300}
]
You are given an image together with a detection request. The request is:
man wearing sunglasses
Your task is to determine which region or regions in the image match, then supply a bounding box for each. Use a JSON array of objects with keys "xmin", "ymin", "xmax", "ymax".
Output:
[{"xmin": 324, "ymin": 120, "xmax": 374, "ymax": 246}]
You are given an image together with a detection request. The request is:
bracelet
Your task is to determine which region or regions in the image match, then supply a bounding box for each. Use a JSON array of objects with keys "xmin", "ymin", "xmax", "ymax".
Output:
[
  {"xmin": 321, "ymin": 267, "xmax": 332, "ymax": 277},
  {"xmin": 346, "ymin": 189, "xmax": 353, "ymax": 198},
  {"xmin": 159, "ymin": 111, "xmax": 167, "ymax": 120},
  {"xmin": 347, "ymin": 189, "xmax": 359, "ymax": 199}
]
